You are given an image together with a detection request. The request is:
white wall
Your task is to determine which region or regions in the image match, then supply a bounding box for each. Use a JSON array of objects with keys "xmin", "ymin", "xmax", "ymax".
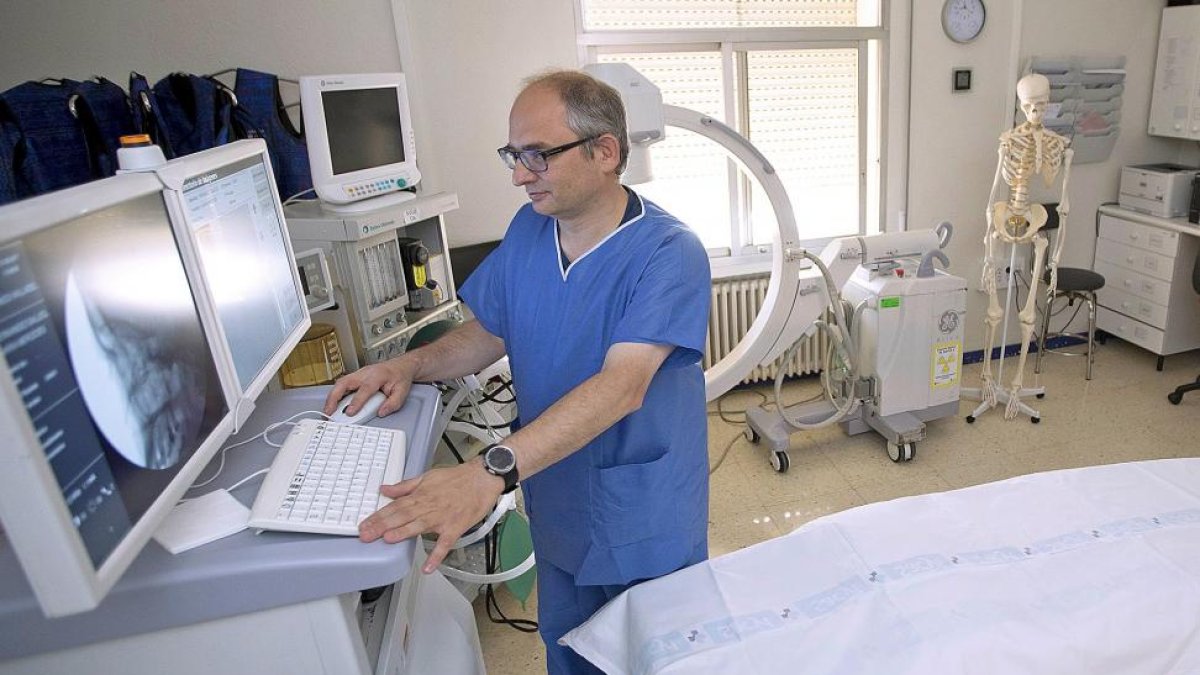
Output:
[
  {"xmin": 0, "ymin": 0, "xmax": 402, "ymax": 87},
  {"xmin": 393, "ymin": 1, "xmax": 579, "ymax": 248},
  {"xmin": 0, "ymin": 0, "xmax": 1185, "ymax": 346}
]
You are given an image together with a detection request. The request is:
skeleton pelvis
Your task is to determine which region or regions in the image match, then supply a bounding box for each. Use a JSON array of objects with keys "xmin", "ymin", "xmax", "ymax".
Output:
[{"xmin": 992, "ymin": 202, "xmax": 1048, "ymax": 241}]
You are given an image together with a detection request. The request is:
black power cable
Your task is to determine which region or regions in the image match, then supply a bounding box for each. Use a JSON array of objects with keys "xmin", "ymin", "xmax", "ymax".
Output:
[
  {"xmin": 441, "ymin": 432, "xmax": 466, "ymax": 464},
  {"xmin": 482, "ymin": 522, "xmax": 538, "ymax": 633}
]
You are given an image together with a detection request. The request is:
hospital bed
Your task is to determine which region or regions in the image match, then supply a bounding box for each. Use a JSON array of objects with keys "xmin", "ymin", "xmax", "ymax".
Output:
[{"xmin": 562, "ymin": 458, "xmax": 1200, "ymax": 674}]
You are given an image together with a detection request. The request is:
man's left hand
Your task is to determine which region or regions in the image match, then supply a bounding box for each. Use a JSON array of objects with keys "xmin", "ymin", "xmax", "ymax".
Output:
[{"xmin": 358, "ymin": 461, "xmax": 506, "ymax": 573}]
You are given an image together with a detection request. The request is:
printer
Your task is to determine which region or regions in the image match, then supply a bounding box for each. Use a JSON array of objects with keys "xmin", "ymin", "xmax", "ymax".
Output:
[{"xmin": 1119, "ymin": 163, "xmax": 1200, "ymax": 218}]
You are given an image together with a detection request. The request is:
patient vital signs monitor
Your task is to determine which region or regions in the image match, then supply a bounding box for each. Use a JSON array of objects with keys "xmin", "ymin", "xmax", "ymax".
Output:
[
  {"xmin": 0, "ymin": 139, "xmax": 310, "ymax": 618},
  {"xmin": 300, "ymin": 73, "xmax": 421, "ymax": 206}
]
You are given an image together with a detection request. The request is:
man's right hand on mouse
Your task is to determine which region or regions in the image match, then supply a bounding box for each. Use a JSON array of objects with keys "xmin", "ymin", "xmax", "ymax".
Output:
[{"xmin": 322, "ymin": 358, "xmax": 419, "ymax": 419}]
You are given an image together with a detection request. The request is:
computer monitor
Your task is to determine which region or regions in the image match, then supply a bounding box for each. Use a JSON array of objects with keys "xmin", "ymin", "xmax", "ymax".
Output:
[
  {"xmin": 155, "ymin": 140, "xmax": 311, "ymax": 419},
  {"xmin": 299, "ymin": 72, "xmax": 422, "ymax": 206},
  {"xmin": 0, "ymin": 172, "xmax": 239, "ymax": 618}
]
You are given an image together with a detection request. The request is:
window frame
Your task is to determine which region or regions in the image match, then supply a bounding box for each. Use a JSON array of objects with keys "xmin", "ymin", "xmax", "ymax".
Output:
[{"xmin": 574, "ymin": 7, "xmax": 888, "ymax": 276}]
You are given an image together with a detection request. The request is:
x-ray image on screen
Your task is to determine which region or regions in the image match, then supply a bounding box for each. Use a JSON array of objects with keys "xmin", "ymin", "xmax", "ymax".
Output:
[
  {"xmin": 3, "ymin": 192, "xmax": 227, "ymax": 565},
  {"xmin": 43, "ymin": 200, "xmax": 219, "ymax": 473},
  {"xmin": 64, "ymin": 269, "xmax": 207, "ymax": 470}
]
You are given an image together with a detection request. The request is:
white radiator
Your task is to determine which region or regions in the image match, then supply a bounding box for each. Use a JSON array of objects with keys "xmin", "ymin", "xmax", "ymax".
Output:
[{"xmin": 705, "ymin": 274, "xmax": 829, "ymax": 384}]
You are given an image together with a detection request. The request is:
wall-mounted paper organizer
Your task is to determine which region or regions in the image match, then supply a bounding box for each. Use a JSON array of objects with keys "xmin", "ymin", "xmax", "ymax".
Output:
[{"xmin": 1020, "ymin": 56, "xmax": 1126, "ymax": 164}]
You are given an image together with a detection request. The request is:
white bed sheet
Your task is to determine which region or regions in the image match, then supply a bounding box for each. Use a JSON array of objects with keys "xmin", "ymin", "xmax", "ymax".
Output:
[{"xmin": 562, "ymin": 458, "xmax": 1200, "ymax": 674}]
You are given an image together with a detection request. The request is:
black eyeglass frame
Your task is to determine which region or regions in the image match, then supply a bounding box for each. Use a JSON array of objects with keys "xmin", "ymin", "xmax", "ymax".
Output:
[{"xmin": 496, "ymin": 136, "xmax": 597, "ymax": 173}]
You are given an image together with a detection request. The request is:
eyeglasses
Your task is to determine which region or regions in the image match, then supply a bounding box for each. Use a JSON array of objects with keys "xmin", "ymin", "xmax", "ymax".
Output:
[{"xmin": 497, "ymin": 137, "xmax": 595, "ymax": 173}]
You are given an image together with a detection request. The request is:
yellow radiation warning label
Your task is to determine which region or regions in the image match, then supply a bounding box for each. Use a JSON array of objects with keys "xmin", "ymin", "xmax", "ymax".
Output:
[{"xmin": 932, "ymin": 341, "xmax": 961, "ymax": 388}]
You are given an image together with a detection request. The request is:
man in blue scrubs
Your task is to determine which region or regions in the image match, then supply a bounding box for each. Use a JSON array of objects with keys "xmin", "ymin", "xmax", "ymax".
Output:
[{"xmin": 325, "ymin": 69, "xmax": 710, "ymax": 674}]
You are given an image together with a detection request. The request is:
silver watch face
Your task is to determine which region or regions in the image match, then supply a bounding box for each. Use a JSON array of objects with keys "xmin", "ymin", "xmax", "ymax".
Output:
[{"xmin": 485, "ymin": 446, "xmax": 516, "ymax": 474}]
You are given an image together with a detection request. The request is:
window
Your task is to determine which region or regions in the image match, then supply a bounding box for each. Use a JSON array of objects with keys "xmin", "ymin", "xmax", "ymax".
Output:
[{"xmin": 577, "ymin": 0, "xmax": 886, "ymax": 267}]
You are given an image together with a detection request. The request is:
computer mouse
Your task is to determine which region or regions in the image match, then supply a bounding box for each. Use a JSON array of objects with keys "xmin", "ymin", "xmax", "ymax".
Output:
[{"xmin": 329, "ymin": 391, "xmax": 387, "ymax": 425}]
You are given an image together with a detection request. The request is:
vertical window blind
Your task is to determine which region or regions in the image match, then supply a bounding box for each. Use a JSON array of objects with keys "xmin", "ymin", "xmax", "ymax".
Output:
[{"xmin": 582, "ymin": 0, "xmax": 862, "ymax": 30}]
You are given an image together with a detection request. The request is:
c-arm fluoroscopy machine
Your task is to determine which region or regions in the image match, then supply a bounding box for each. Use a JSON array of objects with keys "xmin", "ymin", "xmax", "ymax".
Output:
[{"xmin": 587, "ymin": 64, "xmax": 967, "ymax": 472}]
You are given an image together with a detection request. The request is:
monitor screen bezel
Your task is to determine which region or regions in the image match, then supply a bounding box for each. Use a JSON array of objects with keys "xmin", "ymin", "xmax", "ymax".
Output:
[
  {"xmin": 155, "ymin": 139, "xmax": 312, "ymax": 422},
  {"xmin": 0, "ymin": 173, "xmax": 240, "ymax": 618},
  {"xmin": 299, "ymin": 72, "xmax": 421, "ymax": 204}
]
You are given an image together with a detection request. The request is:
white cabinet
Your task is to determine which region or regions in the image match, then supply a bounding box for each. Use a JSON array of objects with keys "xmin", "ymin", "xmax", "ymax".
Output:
[
  {"xmin": 0, "ymin": 562, "xmax": 485, "ymax": 675},
  {"xmin": 1095, "ymin": 206, "xmax": 1200, "ymax": 368}
]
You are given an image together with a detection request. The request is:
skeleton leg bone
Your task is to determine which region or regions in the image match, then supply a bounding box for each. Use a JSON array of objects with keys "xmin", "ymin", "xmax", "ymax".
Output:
[
  {"xmin": 1005, "ymin": 234, "xmax": 1048, "ymax": 419},
  {"xmin": 979, "ymin": 229, "xmax": 1003, "ymax": 406}
]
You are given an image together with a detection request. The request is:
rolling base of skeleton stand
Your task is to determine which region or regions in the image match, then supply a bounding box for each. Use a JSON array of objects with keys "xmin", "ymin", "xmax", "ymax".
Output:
[
  {"xmin": 743, "ymin": 400, "xmax": 959, "ymax": 472},
  {"xmin": 960, "ymin": 385, "xmax": 1043, "ymax": 424}
]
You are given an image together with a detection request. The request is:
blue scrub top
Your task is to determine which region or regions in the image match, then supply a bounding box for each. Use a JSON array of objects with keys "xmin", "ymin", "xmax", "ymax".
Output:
[{"xmin": 459, "ymin": 190, "xmax": 711, "ymax": 585}]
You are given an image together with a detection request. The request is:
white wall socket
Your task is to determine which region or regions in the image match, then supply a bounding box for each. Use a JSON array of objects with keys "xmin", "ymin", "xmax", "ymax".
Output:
[{"xmin": 976, "ymin": 256, "xmax": 1026, "ymax": 292}]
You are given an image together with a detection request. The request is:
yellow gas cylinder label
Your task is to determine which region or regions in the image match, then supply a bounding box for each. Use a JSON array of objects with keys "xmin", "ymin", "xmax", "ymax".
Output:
[{"xmin": 932, "ymin": 341, "xmax": 961, "ymax": 388}]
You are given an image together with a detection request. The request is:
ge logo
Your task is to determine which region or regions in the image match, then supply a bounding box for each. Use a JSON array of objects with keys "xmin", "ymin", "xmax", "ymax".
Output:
[{"xmin": 939, "ymin": 310, "xmax": 960, "ymax": 334}]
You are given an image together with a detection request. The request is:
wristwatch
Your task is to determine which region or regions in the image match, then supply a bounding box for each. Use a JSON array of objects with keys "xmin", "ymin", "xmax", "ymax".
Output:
[{"xmin": 482, "ymin": 444, "xmax": 519, "ymax": 493}]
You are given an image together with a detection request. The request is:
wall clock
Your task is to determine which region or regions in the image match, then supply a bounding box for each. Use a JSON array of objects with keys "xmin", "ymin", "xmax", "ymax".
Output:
[{"xmin": 942, "ymin": 0, "xmax": 986, "ymax": 44}]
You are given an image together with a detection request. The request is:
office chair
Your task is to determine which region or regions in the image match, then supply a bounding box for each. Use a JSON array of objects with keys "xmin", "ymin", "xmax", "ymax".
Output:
[
  {"xmin": 1034, "ymin": 204, "xmax": 1105, "ymax": 380},
  {"xmin": 1167, "ymin": 251, "xmax": 1200, "ymax": 405}
]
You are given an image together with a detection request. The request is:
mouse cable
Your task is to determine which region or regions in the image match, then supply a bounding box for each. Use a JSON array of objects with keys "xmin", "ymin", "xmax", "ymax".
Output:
[{"xmin": 187, "ymin": 409, "xmax": 328, "ymax": 490}]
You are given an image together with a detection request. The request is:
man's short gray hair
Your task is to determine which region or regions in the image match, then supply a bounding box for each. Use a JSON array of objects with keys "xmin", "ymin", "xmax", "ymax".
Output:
[{"xmin": 523, "ymin": 69, "xmax": 629, "ymax": 175}]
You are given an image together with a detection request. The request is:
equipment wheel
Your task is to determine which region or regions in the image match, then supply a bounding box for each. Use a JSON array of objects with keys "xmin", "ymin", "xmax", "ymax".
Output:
[
  {"xmin": 745, "ymin": 427, "xmax": 761, "ymax": 443},
  {"xmin": 965, "ymin": 415, "xmax": 976, "ymax": 424},
  {"xmin": 771, "ymin": 451, "xmax": 790, "ymax": 473},
  {"xmin": 887, "ymin": 441, "xmax": 915, "ymax": 463},
  {"xmin": 1031, "ymin": 416, "xmax": 1041, "ymax": 424},
  {"xmin": 1169, "ymin": 391, "xmax": 1183, "ymax": 405}
]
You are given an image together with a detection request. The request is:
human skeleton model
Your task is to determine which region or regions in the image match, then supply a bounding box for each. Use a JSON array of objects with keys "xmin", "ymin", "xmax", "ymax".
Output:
[{"xmin": 979, "ymin": 74, "xmax": 1074, "ymax": 419}]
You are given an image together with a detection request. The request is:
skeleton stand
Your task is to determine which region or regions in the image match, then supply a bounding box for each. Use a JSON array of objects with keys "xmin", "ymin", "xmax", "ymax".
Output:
[{"xmin": 961, "ymin": 243, "xmax": 1044, "ymax": 423}]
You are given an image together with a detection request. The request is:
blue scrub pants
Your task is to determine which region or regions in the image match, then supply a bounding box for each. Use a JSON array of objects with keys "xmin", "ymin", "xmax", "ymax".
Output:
[
  {"xmin": 538, "ymin": 559, "xmax": 630, "ymax": 675},
  {"xmin": 538, "ymin": 540, "xmax": 707, "ymax": 675}
]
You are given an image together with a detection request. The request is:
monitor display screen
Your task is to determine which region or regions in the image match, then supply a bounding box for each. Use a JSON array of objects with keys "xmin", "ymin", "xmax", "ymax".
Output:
[
  {"xmin": 0, "ymin": 193, "xmax": 228, "ymax": 569},
  {"xmin": 322, "ymin": 88, "xmax": 407, "ymax": 175},
  {"xmin": 180, "ymin": 156, "xmax": 307, "ymax": 392}
]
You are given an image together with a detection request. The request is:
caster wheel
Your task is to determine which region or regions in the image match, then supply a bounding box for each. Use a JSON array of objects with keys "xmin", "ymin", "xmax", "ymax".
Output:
[
  {"xmin": 965, "ymin": 415, "xmax": 976, "ymax": 424},
  {"xmin": 771, "ymin": 451, "xmax": 790, "ymax": 473},
  {"xmin": 1031, "ymin": 416, "xmax": 1041, "ymax": 424},
  {"xmin": 1036, "ymin": 393, "xmax": 1045, "ymax": 399},
  {"xmin": 1169, "ymin": 392, "xmax": 1183, "ymax": 405},
  {"xmin": 745, "ymin": 427, "xmax": 761, "ymax": 443},
  {"xmin": 887, "ymin": 442, "xmax": 915, "ymax": 463}
]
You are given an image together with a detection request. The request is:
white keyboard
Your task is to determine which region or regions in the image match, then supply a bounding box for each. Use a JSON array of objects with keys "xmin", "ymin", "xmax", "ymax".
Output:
[{"xmin": 248, "ymin": 419, "xmax": 407, "ymax": 536}]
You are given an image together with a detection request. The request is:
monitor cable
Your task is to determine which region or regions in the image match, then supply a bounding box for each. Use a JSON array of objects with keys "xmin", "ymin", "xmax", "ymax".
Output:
[{"xmin": 281, "ymin": 187, "xmax": 317, "ymax": 206}]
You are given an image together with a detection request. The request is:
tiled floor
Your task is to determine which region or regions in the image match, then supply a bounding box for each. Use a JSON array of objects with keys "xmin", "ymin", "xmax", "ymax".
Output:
[{"xmin": 473, "ymin": 339, "xmax": 1200, "ymax": 674}]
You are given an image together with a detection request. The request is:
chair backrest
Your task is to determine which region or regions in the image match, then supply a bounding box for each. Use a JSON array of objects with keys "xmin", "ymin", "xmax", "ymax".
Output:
[{"xmin": 1042, "ymin": 202, "xmax": 1061, "ymax": 231}]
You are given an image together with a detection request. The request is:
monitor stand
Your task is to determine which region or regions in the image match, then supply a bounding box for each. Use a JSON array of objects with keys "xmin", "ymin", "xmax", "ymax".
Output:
[{"xmin": 321, "ymin": 190, "xmax": 417, "ymax": 215}]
